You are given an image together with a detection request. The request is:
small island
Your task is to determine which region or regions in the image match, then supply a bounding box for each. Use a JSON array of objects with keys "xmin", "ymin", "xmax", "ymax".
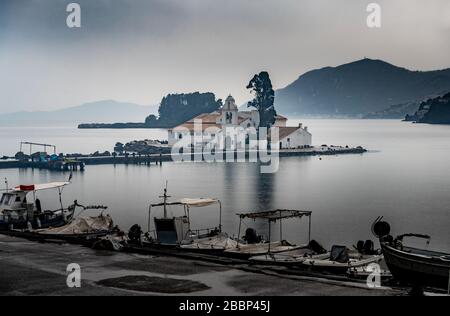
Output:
[{"xmin": 78, "ymin": 92, "xmax": 222, "ymax": 129}]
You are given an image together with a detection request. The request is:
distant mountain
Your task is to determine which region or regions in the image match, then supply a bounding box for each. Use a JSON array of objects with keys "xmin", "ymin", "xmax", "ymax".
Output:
[
  {"xmin": 0, "ymin": 100, "xmax": 158, "ymax": 124},
  {"xmin": 405, "ymin": 92, "xmax": 450, "ymax": 124},
  {"xmin": 275, "ymin": 59, "xmax": 450, "ymax": 116}
]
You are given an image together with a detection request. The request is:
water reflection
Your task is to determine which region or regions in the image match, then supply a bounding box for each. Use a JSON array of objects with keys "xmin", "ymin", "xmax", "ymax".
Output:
[{"xmin": 2, "ymin": 120, "xmax": 449, "ymax": 252}]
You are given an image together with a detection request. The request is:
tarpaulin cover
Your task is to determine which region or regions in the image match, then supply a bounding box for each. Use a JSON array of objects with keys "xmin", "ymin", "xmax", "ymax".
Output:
[{"xmin": 39, "ymin": 215, "xmax": 113, "ymax": 235}]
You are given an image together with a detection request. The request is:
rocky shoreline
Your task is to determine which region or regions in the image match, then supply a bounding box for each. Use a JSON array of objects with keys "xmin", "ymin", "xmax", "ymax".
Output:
[{"xmin": 405, "ymin": 92, "xmax": 450, "ymax": 124}]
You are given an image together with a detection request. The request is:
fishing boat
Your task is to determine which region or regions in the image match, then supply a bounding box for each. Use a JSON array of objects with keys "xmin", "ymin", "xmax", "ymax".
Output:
[
  {"xmin": 180, "ymin": 232, "xmax": 239, "ymax": 253},
  {"xmin": 373, "ymin": 217, "xmax": 450, "ymax": 290},
  {"xmin": 143, "ymin": 184, "xmax": 228, "ymax": 253},
  {"xmin": 0, "ymin": 182, "xmax": 75, "ymax": 231},
  {"xmin": 300, "ymin": 245, "xmax": 383, "ymax": 274},
  {"xmin": 225, "ymin": 210, "xmax": 313, "ymax": 259},
  {"xmin": 34, "ymin": 210, "xmax": 113, "ymax": 243},
  {"xmin": 249, "ymin": 239, "xmax": 328, "ymax": 266},
  {"xmin": 1, "ymin": 203, "xmax": 113, "ymax": 245},
  {"xmin": 249, "ymin": 246, "xmax": 315, "ymax": 266}
]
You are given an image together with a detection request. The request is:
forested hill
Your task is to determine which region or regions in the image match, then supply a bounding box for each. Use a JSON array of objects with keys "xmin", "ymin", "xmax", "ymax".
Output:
[{"xmin": 78, "ymin": 92, "xmax": 222, "ymax": 129}]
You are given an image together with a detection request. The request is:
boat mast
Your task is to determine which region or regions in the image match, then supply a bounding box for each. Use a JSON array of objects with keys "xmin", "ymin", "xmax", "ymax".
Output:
[
  {"xmin": 279, "ymin": 210, "xmax": 283, "ymax": 241},
  {"xmin": 4, "ymin": 178, "xmax": 8, "ymax": 193},
  {"xmin": 160, "ymin": 181, "xmax": 171, "ymax": 218},
  {"xmin": 58, "ymin": 187, "xmax": 64, "ymax": 211},
  {"xmin": 308, "ymin": 214, "xmax": 312, "ymax": 244}
]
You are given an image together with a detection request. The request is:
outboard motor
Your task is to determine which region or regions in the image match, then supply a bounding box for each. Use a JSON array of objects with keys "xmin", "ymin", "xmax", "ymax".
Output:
[
  {"xmin": 243, "ymin": 228, "xmax": 261, "ymax": 244},
  {"xmin": 363, "ymin": 240, "xmax": 375, "ymax": 255},
  {"xmin": 356, "ymin": 240, "xmax": 365, "ymax": 253},
  {"xmin": 309, "ymin": 240, "xmax": 327, "ymax": 254},
  {"xmin": 356, "ymin": 240, "xmax": 376, "ymax": 255},
  {"xmin": 128, "ymin": 224, "xmax": 142, "ymax": 243}
]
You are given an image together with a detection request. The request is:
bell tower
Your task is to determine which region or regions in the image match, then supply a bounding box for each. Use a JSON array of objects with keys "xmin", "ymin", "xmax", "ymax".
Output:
[{"xmin": 221, "ymin": 95, "xmax": 238, "ymax": 126}]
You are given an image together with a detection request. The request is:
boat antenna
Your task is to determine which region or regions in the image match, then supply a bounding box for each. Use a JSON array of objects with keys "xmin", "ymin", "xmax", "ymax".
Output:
[
  {"xmin": 57, "ymin": 180, "xmax": 70, "ymax": 211},
  {"xmin": 160, "ymin": 181, "xmax": 171, "ymax": 218},
  {"xmin": 58, "ymin": 187, "xmax": 64, "ymax": 211}
]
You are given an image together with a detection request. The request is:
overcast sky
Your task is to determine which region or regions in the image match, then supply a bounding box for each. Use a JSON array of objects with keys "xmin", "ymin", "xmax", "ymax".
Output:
[{"xmin": 0, "ymin": 0, "xmax": 449, "ymax": 113}]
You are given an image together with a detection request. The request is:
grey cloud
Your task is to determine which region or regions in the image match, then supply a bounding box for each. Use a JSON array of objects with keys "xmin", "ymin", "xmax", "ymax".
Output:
[{"xmin": 0, "ymin": 0, "xmax": 449, "ymax": 113}]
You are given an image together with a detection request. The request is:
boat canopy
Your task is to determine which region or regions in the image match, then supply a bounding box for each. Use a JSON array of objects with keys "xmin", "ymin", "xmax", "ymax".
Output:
[
  {"xmin": 151, "ymin": 198, "xmax": 220, "ymax": 208},
  {"xmin": 235, "ymin": 209, "xmax": 313, "ymax": 253},
  {"xmin": 13, "ymin": 182, "xmax": 70, "ymax": 192},
  {"xmin": 238, "ymin": 209, "xmax": 312, "ymax": 222}
]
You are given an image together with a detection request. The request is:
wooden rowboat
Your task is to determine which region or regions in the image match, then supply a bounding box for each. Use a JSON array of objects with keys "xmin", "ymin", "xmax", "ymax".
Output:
[
  {"xmin": 380, "ymin": 239, "xmax": 450, "ymax": 289},
  {"xmin": 373, "ymin": 217, "xmax": 450, "ymax": 290}
]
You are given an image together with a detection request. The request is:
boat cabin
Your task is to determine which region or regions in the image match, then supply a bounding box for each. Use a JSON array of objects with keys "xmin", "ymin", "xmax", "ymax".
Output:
[
  {"xmin": 0, "ymin": 182, "xmax": 71, "ymax": 227},
  {"xmin": 148, "ymin": 196, "xmax": 222, "ymax": 246},
  {"xmin": 0, "ymin": 190, "xmax": 30, "ymax": 219}
]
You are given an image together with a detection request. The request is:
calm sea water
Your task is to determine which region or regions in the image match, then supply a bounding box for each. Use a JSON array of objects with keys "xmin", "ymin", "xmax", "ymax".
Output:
[{"xmin": 1, "ymin": 119, "xmax": 449, "ymax": 252}]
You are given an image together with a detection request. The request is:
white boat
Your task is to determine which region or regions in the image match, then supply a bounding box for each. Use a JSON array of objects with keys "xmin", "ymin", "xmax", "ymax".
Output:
[
  {"xmin": 0, "ymin": 182, "xmax": 75, "ymax": 231},
  {"xmin": 180, "ymin": 232, "xmax": 238, "ymax": 253},
  {"xmin": 144, "ymin": 184, "xmax": 225, "ymax": 250},
  {"xmin": 301, "ymin": 246, "xmax": 383, "ymax": 273},
  {"xmin": 224, "ymin": 209, "xmax": 313, "ymax": 259},
  {"xmin": 225, "ymin": 241, "xmax": 305, "ymax": 258},
  {"xmin": 249, "ymin": 246, "xmax": 317, "ymax": 265}
]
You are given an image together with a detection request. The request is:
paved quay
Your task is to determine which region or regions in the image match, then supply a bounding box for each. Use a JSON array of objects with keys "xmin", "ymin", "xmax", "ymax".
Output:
[{"xmin": 0, "ymin": 235, "xmax": 404, "ymax": 296}]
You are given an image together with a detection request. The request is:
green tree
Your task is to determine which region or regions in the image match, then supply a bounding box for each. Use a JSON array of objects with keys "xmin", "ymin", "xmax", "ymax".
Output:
[
  {"xmin": 145, "ymin": 114, "xmax": 158, "ymax": 125},
  {"xmin": 247, "ymin": 71, "xmax": 277, "ymax": 128}
]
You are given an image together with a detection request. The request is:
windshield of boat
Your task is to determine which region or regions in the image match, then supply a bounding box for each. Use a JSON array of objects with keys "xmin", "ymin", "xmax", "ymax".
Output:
[{"xmin": 0, "ymin": 193, "xmax": 13, "ymax": 206}]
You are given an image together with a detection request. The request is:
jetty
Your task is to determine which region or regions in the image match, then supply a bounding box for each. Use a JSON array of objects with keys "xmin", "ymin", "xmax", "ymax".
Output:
[{"xmin": 0, "ymin": 145, "xmax": 366, "ymax": 170}]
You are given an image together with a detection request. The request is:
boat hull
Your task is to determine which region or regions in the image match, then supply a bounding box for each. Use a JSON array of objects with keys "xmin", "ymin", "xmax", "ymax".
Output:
[
  {"xmin": 301, "ymin": 254, "xmax": 382, "ymax": 274},
  {"xmin": 381, "ymin": 242, "xmax": 450, "ymax": 289},
  {"xmin": 0, "ymin": 215, "xmax": 67, "ymax": 231},
  {"xmin": 0, "ymin": 230, "xmax": 110, "ymax": 245}
]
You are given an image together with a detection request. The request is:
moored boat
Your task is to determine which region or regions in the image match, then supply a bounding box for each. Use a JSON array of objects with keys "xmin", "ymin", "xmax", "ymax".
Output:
[
  {"xmin": 225, "ymin": 209, "xmax": 313, "ymax": 259},
  {"xmin": 300, "ymin": 246, "xmax": 383, "ymax": 274},
  {"xmin": 142, "ymin": 184, "xmax": 226, "ymax": 253},
  {"xmin": 249, "ymin": 241, "xmax": 327, "ymax": 266},
  {"xmin": 0, "ymin": 182, "xmax": 75, "ymax": 231},
  {"xmin": 180, "ymin": 232, "xmax": 238, "ymax": 253},
  {"xmin": 373, "ymin": 217, "xmax": 450, "ymax": 290},
  {"xmin": 1, "ymin": 204, "xmax": 113, "ymax": 245}
]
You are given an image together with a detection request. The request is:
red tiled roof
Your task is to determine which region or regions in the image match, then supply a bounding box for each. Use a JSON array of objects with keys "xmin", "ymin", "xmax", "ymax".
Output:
[
  {"xmin": 278, "ymin": 127, "xmax": 301, "ymax": 139},
  {"xmin": 171, "ymin": 122, "xmax": 221, "ymax": 132}
]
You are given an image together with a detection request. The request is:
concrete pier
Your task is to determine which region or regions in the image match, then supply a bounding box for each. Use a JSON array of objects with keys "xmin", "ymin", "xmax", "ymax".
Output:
[
  {"xmin": 0, "ymin": 146, "xmax": 366, "ymax": 170},
  {"xmin": 0, "ymin": 235, "xmax": 401, "ymax": 296}
]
